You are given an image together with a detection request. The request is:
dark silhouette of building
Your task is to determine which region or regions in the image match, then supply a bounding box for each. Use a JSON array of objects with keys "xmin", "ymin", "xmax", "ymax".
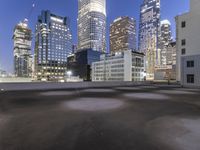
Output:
[{"xmin": 67, "ymin": 49, "xmax": 102, "ymax": 81}]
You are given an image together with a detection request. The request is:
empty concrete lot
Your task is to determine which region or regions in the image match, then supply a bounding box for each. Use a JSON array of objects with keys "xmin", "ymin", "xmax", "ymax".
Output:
[{"xmin": 0, "ymin": 85, "xmax": 200, "ymax": 150}]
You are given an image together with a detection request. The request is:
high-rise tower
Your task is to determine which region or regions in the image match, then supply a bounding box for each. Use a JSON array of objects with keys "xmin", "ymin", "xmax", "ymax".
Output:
[
  {"xmin": 34, "ymin": 10, "xmax": 72, "ymax": 81},
  {"xmin": 158, "ymin": 20, "xmax": 173, "ymax": 66},
  {"xmin": 110, "ymin": 17, "xmax": 137, "ymax": 54},
  {"xmin": 78, "ymin": 0, "xmax": 106, "ymax": 52},
  {"xmin": 13, "ymin": 19, "xmax": 32, "ymax": 77},
  {"xmin": 139, "ymin": 0, "xmax": 160, "ymax": 80}
]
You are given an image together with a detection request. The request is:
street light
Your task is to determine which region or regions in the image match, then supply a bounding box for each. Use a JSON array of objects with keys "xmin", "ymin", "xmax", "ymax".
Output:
[
  {"xmin": 66, "ymin": 71, "xmax": 72, "ymax": 82},
  {"xmin": 67, "ymin": 71, "xmax": 72, "ymax": 77}
]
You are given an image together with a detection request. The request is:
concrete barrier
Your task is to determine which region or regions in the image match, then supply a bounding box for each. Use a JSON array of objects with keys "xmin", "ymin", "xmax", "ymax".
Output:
[
  {"xmin": 0, "ymin": 81, "xmax": 152, "ymax": 91},
  {"xmin": 0, "ymin": 77, "xmax": 32, "ymax": 83}
]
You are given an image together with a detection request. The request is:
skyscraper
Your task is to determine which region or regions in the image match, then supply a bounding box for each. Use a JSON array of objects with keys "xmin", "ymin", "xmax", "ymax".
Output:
[
  {"xmin": 34, "ymin": 10, "xmax": 72, "ymax": 81},
  {"xmin": 139, "ymin": 0, "xmax": 160, "ymax": 80},
  {"xmin": 110, "ymin": 17, "xmax": 137, "ymax": 54},
  {"xmin": 158, "ymin": 20, "xmax": 173, "ymax": 66},
  {"xmin": 13, "ymin": 19, "xmax": 32, "ymax": 77},
  {"xmin": 78, "ymin": 0, "xmax": 106, "ymax": 53}
]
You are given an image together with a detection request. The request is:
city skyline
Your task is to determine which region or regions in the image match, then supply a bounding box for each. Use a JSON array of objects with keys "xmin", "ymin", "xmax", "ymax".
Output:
[
  {"xmin": 0, "ymin": 0, "xmax": 189, "ymax": 73},
  {"xmin": 1, "ymin": 1, "xmax": 200, "ymax": 149}
]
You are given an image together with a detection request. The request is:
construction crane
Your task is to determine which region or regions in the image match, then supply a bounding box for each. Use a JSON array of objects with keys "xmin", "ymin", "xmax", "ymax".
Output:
[{"xmin": 23, "ymin": 0, "xmax": 37, "ymax": 24}]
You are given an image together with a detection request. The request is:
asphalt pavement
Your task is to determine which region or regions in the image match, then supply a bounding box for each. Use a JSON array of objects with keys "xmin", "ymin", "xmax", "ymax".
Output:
[{"xmin": 0, "ymin": 86, "xmax": 200, "ymax": 150}]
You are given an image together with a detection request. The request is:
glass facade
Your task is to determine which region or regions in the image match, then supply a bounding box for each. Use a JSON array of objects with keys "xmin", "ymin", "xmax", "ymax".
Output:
[
  {"xmin": 139, "ymin": 0, "xmax": 160, "ymax": 80},
  {"xmin": 110, "ymin": 17, "xmax": 137, "ymax": 54},
  {"xmin": 78, "ymin": 0, "xmax": 106, "ymax": 53},
  {"xmin": 34, "ymin": 10, "xmax": 72, "ymax": 81},
  {"xmin": 13, "ymin": 20, "xmax": 32, "ymax": 77}
]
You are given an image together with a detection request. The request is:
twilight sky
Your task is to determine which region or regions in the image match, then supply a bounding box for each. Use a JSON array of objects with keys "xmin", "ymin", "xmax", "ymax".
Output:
[{"xmin": 0, "ymin": 0, "xmax": 189, "ymax": 73}]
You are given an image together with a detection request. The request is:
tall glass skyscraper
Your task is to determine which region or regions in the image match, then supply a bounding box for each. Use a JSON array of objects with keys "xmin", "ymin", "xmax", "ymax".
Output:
[
  {"xmin": 34, "ymin": 10, "xmax": 72, "ymax": 81},
  {"xmin": 78, "ymin": 0, "xmax": 106, "ymax": 53},
  {"xmin": 13, "ymin": 19, "xmax": 32, "ymax": 77},
  {"xmin": 139, "ymin": 0, "xmax": 160, "ymax": 80}
]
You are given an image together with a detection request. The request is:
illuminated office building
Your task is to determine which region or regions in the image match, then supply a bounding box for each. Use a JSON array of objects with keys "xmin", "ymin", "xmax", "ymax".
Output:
[
  {"xmin": 110, "ymin": 17, "xmax": 137, "ymax": 54},
  {"xmin": 34, "ymin": 10, "xmax": 72, "ymax": 81},
  {"xmin": 78, "ymin": 0, "xmax": 106, "ymax": 52},
  {"xmin": 158, "ymin": 20, "xmax": 173, "ymax": 66},
  {"xmin": 13, "ymin": 19, "xmax": 32, "ymax": 77},
  {"xmin": 139, "ymin": 0, "xmax": 160, "ymax": 80}
]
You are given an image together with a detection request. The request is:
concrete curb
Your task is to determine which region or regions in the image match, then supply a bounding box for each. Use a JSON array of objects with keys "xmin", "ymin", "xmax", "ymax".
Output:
[{"xmin": 0, "ymin": 82, "xmax": 152, "ymax": 92}]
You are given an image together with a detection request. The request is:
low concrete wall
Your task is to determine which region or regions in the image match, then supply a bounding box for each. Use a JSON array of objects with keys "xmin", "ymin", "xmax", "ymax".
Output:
[
  {"xmin": 0, "ymin": 77, "xmax": 32, "ymax": 83},
  {"xmin": 0, "ymin": 81, "xmax": 151, "ymax": 91}
]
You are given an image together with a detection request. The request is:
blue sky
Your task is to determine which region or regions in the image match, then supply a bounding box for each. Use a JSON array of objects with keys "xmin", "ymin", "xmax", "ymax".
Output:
[{"xmin": 0, "ymin": 0, "xmax": 189, "ymax": 73}]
